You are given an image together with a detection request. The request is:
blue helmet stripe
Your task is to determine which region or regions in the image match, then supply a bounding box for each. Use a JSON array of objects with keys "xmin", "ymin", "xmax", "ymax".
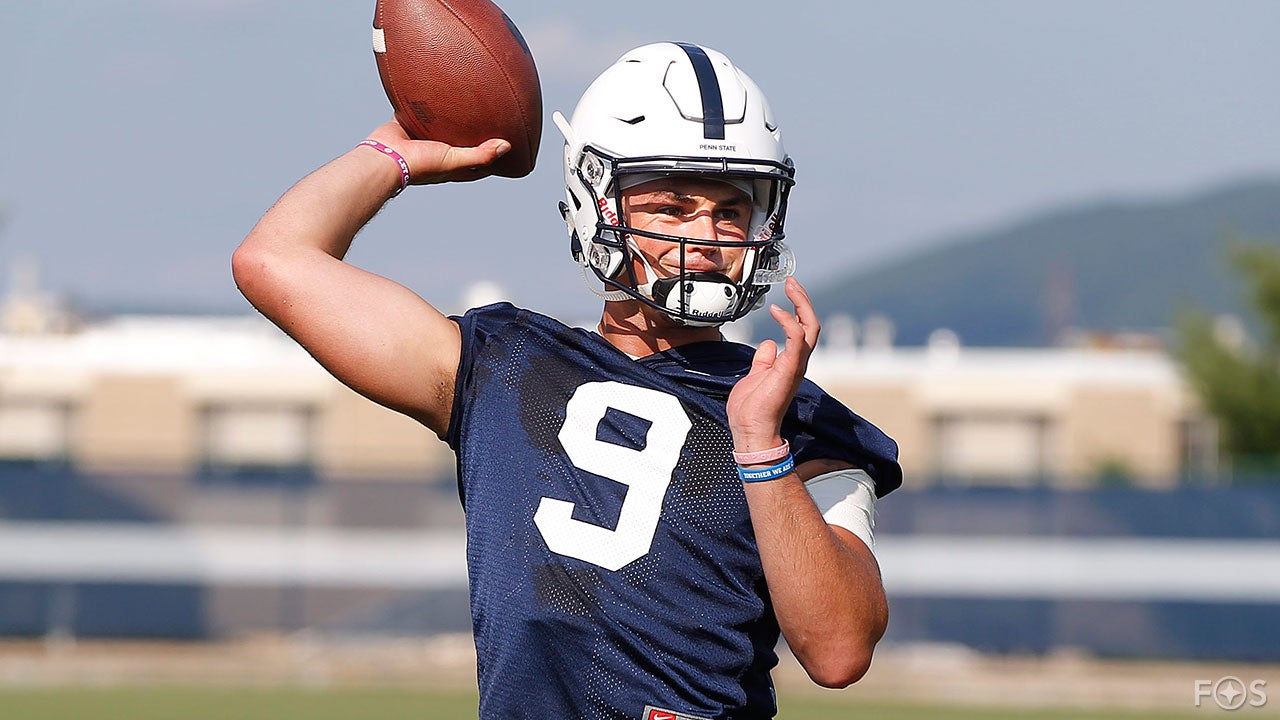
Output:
[{"xmin": 674, "ymin": 42, "xmax": 726, "ymax": 140}]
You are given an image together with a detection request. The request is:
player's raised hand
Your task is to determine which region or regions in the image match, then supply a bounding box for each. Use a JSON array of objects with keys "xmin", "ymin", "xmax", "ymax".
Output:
[
  {"xmin": 726, "ymin": 277, "xmax": 821, "ymax": 452},
  {"xmin": 366, "ymin": 120, "xmax": 511, "ymax": 185}
]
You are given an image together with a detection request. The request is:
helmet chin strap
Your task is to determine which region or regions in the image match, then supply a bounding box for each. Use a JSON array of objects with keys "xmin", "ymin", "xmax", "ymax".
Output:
[{"xmin": 580, "ymin": 262, "xmax": 630, "ymax": 302}]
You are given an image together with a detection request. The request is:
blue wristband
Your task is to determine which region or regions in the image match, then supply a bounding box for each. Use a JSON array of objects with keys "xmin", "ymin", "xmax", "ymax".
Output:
[{"xmin": 737, "ymin": 454, "xmax": 796, "ymax": 483}]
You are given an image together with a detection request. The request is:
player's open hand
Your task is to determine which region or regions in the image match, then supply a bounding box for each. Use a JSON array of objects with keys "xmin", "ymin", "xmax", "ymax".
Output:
[
  {"xmin": 367, "ymin": 120, "xmax": 511, "ymax": 185},
  {"xmin": 726, "ymin": 277, "xmax": 821, "ymax": 452}
]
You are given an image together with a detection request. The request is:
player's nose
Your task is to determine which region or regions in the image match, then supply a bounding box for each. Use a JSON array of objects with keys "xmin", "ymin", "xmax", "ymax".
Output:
[{"xmin": 679, "ymin": 210, "xmax": 716, "ymax": 240}]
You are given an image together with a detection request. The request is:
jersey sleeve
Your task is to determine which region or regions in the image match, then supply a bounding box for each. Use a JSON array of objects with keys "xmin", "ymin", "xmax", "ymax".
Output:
[
  {"xmin": 786, "ymin": 379, "xmax": 904, "ymax": 498},
  {"xmin": 444, "ymin": 302, "xmax": 524, "ymax": 450}
]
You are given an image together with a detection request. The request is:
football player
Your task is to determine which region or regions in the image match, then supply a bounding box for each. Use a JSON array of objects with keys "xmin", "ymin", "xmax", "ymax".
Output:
[{"xmin": 234, "ymin": 42, "xmax": 901, "ymax": 720}]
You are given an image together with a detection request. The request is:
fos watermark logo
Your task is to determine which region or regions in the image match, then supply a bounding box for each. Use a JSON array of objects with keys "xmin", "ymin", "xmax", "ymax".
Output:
[{"xmin": 1195, "ymin": 677, "xmax": 1268, "ymax": 711}]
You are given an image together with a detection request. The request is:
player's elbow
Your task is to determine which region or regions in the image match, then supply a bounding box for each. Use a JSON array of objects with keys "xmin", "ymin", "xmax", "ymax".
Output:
[
  {"xmin": 231, "ymin": 238, "xmax": 284, "ymax": 309},
  {"xmin": 803, "ymin": 645, "xmax": 875, "ymax": 689},
  {"xmin": 796, "ymin": 606, "xmax": 886, "ymax": 688},
  {"xmin": 231, "ymin": 240, "xmax": 262, "ymax": 296}
]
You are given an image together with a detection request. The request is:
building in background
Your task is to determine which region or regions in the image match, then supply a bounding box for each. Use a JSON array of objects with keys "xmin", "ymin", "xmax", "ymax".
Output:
[
  {"xmin": 8, "ymin": 284, "xmax": 1268, "ymax": 658},
  {"xmin": 809, "ymin": 318, "xmax": 1217, "ymax": 487},
  {"xmin": 1, "ymin": 308, "xmax": 1216, "ymax": 490}
]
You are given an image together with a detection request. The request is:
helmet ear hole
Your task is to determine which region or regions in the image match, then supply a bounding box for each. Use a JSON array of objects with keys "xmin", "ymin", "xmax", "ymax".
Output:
[{"xmin": 588, "ymin": 244, "xmax": 624, "ymax": 279}]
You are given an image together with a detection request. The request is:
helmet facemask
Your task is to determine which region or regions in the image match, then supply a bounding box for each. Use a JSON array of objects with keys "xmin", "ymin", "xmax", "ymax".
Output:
[{"xmin": 556, "ymin": 42, "xmax": 797, "ymax": 327}]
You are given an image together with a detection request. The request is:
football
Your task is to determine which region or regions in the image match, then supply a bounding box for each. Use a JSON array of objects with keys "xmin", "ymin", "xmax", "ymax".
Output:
[{"xmin": 372, "ymin": 0, "xmax": 542, "ymax": 178}]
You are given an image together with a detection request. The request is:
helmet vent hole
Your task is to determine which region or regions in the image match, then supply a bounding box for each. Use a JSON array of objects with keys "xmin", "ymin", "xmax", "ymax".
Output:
[{"xmin": 620, "ymin": 115, "xmax": 646, "ymax": 125}]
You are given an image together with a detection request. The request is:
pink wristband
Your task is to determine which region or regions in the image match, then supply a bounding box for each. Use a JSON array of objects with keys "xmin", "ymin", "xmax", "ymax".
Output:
[
  {"xmin": 358, "ymin": 139, "xmax": 410, "ymax": 196},
  {"xmin": 732, "ymin": 440, "xmax": 791, "ymax": 466}
]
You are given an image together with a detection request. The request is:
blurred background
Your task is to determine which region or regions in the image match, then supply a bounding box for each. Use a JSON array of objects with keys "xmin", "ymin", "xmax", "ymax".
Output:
[{"xmin": 2, "ymin": 0, "xmax": 1279, "ymax": 716}]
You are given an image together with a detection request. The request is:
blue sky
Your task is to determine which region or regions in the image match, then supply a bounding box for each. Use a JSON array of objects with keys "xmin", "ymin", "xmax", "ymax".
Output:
[{"xmin": 1, "ymin": 1, "xmax": 1278, "ymax": 321}]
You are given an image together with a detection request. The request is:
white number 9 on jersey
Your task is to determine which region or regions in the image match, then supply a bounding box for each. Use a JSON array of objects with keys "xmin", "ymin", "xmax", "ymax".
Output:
[{"xmin": 534, "ymin": 381, "xmax": 692, "ymax": 571}]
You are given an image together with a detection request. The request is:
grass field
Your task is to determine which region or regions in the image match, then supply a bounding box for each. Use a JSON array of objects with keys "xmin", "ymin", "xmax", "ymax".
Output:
[{"xmin": 0, "ymin": 687, "xmax": 1202, "ymax": 720}]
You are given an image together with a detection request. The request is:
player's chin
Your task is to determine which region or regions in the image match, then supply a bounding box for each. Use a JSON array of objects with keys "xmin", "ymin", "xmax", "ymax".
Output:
[
  {"xmin": 641, "ymin": 305, "xmax": 686, "ymax": 329},
  {"xmin": 626, "ymin": 302, "xmax": 694, "ymax": 331}
]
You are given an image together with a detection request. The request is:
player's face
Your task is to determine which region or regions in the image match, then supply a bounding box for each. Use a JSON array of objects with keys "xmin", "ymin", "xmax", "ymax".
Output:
[{"xmin": 621, "ymin": 177, "xmax": 753, "ymax": 284}]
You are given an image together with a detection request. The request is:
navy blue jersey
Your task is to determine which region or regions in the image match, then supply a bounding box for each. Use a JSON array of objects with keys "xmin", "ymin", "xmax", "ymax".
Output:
[{"xmin": 446, "ymin": 304, "xmax": 901, "ymax": 720}]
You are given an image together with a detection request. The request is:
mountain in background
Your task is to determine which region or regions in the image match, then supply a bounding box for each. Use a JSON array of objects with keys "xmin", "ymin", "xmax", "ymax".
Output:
[{"xmin": 810, "ymin": 178, "xmax": 1280, "ymax": 347}]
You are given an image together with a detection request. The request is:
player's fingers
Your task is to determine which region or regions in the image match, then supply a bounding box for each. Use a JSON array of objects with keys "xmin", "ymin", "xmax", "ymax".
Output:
[
  {"xmin": 440, "ymin": 139, "xmax": 511, "ymax": 172},
  {"xmin": 785, "ymin": 277, "xmax": 821, "ymax": 349},
  {"xmin": 771, "ymin": 303, "xmax": 805, "ymax": 354},
  {"xmin": 768, "ymin": 302, "xmax": 798, "ymax": 345},
  {"xmin": 750, "ymin": 339, "xmax": 778, "ymax": 373},
  {"xmin": 398, "ymin": 139, "xmax": 511, "ymax": 185}
]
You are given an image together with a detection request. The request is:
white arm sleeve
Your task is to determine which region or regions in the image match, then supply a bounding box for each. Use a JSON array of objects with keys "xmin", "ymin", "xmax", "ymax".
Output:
[{"xmin": 804, "ymin": 468, "xmax": 877, "ymax": 554}]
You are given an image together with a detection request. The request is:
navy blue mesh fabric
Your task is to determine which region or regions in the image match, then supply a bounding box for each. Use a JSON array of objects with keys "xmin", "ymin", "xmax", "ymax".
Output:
[{"xmin": 445, "ymin": 303, "xmax": 900, "ymax": 719}]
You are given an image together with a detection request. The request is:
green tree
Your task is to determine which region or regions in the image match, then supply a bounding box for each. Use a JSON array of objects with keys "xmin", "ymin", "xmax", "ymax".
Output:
[{"xmin": 1177, "ymin": 243, "xmax": 1280, "ymax": 476}]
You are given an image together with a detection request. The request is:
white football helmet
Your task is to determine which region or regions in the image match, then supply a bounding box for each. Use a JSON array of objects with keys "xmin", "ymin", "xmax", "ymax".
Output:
[{"xmin": 555, "ymin": 42, "xmax": 796, "ymax": 327}]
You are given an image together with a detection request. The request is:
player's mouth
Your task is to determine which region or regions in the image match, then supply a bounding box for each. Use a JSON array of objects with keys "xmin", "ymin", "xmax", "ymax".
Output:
[
  {"xmin": 663, "ymin": 263, "xmax": 721, "ymax": 275},
  {"xmin": 660, "ymin": 253, "xmax": 723, "ymax": 274}
]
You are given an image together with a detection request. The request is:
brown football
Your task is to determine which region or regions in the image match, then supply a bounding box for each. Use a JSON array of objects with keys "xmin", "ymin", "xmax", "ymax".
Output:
[{"xmin": 372, "ymin": 0, "xmax": 542, "ymax": 178}]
